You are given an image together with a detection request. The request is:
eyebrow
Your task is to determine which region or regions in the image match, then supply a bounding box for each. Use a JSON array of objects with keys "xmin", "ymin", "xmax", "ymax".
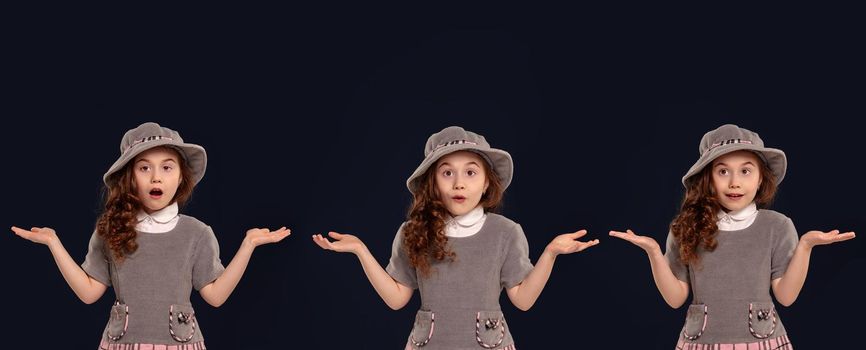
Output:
[
  {"xmin": 438, "ymin": 161, "xmax": 481, "ymax": 168},
  {"xmin": 714, "ymin": 161, "xmax": 755, "ymax": 167},
  {"xmin": 136, "ymin": 158, "xmax": 178, "ymax": 164}
]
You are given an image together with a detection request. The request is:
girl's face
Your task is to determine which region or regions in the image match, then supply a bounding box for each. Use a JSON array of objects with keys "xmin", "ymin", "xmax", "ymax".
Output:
[
  {"xmin": 434, "ymin": 151, "xmax": 490, "ymax": 216},
  {"xmin": 711, "ymin": 150, "xmax": 763, "ymax": 212},
  {"xmin": 133, "ymin": 147, "xmax": 183, "ymax": 214}
]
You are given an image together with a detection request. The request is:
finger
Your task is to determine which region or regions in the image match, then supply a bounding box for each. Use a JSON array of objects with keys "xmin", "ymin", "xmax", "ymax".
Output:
[
  {"xmin": 626, "ymin": 229, "xmax": 636, "ymax": 235},
  {"xmin": 609, "ymin": 230, "xmax": 628, "ymax": 238},
  {"xmin": 568, "ymin": 230, "xmax": 588, "ymax": 239},
  {"xmin": 311, "ymin": 235, "xmax": 331, "ymax": 249},
  {"xmin": 575, "ymin": 240, "xmax": 599, "ymax": 252},
  {"xmin": 328, "ymin": 231, "xmax": 344, "ymax": 239},
  {"xmin": 834, "ymin": 232, "xmax": 856, "ymax": 242}
]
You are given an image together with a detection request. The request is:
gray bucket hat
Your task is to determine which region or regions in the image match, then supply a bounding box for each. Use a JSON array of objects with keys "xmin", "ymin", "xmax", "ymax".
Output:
[
  {"xmin": 103, "ymin": 122, "xmax": 207, "ymax": 186},
  {"xmin": 406, "ymin": 126, "xmax": 514, "ymax": 193},
  {"xmin": 682, "ymin": 124, "xmax": 787, "ymax": 187}
]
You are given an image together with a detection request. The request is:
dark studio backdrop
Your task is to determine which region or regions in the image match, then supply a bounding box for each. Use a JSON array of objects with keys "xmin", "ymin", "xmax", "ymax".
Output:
[{"xmin": 2, "ymin": 6, "xmax": 864, "ymax": 349}]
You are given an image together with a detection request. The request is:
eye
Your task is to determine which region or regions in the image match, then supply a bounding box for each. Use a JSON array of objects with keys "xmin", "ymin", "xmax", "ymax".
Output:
[
  {"xmin": 442, "ymin": 170, "xmax": 453, "ymax": 177},
  {"xmin": 163, "ymin": 165, "xmax": 174, "ymax": 172},
  {"xmin": 138, "ymin": 165, "xmax": 151, "ymax": 172},
  {"xmin": 741, "ymin": 168, "xmax": 752, "ymax": 175},
  {"xmin": 718, "ymin": 169, "xmax": 729, "ymax": 176},
  {"xmin": 467, "ymin": 170, "xmax": 477, "ymax": 176}
]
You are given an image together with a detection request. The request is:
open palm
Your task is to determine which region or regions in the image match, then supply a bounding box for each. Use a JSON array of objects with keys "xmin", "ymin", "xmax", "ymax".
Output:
[
  {"xmin": 800, "ymin": 229, "xmax": 856, "ymax": 248},
  {"xmin": 609, "ymin": 229, "xmax": 661, "ymax": 253},
  {"xmin": 11, "ymin": 226, "xmax": 58, "ymax": 245},
  {"xmin": 312, "ymin": 231, "xmax": 365, "ymax": 254},
  {"xmin": 546, "ymin": 230, "xmax": 600, "ymax": 255},
  {"xmin": 244, "ymin": 227, "xmax": 291, "ymax": 247}
]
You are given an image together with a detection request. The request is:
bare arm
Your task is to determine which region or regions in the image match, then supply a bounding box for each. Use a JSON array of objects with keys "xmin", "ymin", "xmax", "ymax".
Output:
[
  {"xmin": 772, "ymin": 229, "xmax": 855, "ymax": 306},
  {"xmin": 506, "ymin": 230, "xmax": 599, "ymax": 311},
  {"xmin": 610, "ymin": 230, "xmax": 689, "ymax": 308},
  {"xmin": 313, "ymin": 232, "xmax": 414, "ymax": 310},
  {"xmin": 11, "ymin": 226, "xmax": 107, "ymax": 304},
  {"xmin": 199, "ymin": 227, "xmax": 291, "ymax": 307}
]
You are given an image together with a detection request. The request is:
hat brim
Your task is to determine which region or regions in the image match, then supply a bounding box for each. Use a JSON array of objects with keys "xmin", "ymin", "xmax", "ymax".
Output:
[
  {"xmin": 406, "ymin": 144, "xmax": 513, "ymax": 193},
  {"xmin": 682, "ymin": 143, "xmax": 786, "ymax": 186},
  {"xmin": 103, "ymin": 139, "xmax": 207, "ymax": 186}
]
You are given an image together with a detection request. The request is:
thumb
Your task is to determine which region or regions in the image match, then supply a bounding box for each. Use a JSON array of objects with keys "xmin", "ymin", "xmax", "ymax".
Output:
[{"xmin": 328, "ymin": 231, "xmax": 345, "ymax": 239}]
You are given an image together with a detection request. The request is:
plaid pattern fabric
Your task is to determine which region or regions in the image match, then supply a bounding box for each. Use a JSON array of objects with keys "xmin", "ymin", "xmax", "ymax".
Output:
[
  {"xmin": 99, "ymin": 340, "xmax": 207, "ymax": 350},
  {"xmin": 676, "ymin": 334, "xmax": 792, "ymax": 350}
]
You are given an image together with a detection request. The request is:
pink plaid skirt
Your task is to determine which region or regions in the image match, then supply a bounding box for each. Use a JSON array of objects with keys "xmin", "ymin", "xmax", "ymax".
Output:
[
  {"xmin": 99, "ymin": 340, "xmax": 206, "ymax": 350},
  {"xmin": 404, "ymin": 342, "xmax": 516, "ymax": 350},
  {"xmin": 676, "ymin": 334, "xmax": 792, "ymax": 350}
]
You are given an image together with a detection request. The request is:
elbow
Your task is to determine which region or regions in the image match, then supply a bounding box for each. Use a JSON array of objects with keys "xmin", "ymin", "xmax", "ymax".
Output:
[
  {"xmin": 515, "ymin": 303, "xmax": 532, "ymax": 312},
  {"xmin": 80, "ymin": 296, "xmax": 100, "ymax": 305},
  {"xmin": 776, "ymin": 296, "xmax": 796, "ymax": 307},
  {"xmin": 205, "ymin": 298, "xmax": 226, "ymax": 308},
  {"xmin": 664, "ymin": 295, "xmax": 687, "ymax": 309},
  {"xmin": 386, "ymin": 299, "xmax": 409, "ymax": 310}
]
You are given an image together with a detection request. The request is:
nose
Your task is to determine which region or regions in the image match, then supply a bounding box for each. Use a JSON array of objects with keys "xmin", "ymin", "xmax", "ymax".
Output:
[
  {"xmin": 151, "ymin": 173, "xmax": 162, "ymax": 184},
  {"xmin": 452, "ymin": 174, "xmax": 465, "ymax": 190},
  {"xmin": 728, "ymin": 174, "xmax": 741, "ymax": 189}
]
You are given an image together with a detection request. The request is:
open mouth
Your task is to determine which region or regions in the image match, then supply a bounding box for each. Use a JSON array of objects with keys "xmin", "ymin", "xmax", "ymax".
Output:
[{"xmin": 149, "ymin": 188, "xmax": 164, "ymax": 198}]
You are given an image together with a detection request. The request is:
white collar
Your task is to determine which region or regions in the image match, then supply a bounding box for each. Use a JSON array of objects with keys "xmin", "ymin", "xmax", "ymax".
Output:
[
  {"xmin": 136, "ymin": 202, "xmax": 180, "ymax": 233},
  {"xmin": 445, "ymin": 205, "xmax": 487, "ymax": 237},
  {"xmin": 717, "ymin": 202, "xmax": 758, "ymax": 231}
]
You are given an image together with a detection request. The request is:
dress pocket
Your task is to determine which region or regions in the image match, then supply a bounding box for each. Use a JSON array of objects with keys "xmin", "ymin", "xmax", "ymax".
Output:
[
  {"xmin": 106, "ymin": 301, "xmax": 129, "ymax": 341},
  {"xmin": 748, "ymin": 302, "xmax": 777, "ymax": 339},
  {"xmin": 408, "ymin": 310, "xmax": 435, "ymax": 348},
  {"xmin": 168, "ymin": 304, "xmax": 198, "ymax": 342},
  {"xmin": 475, "ymin": 310, "xmax": 507, "ymax": 349},
  {"xmin": 682, "ymin": 304, "xmax": 708, "ymax": 341}
]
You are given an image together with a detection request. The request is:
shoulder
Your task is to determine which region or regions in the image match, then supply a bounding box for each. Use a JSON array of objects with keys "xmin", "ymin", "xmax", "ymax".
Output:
[
  {"xmin": 484, "ymin": 213, "xmax": 524, "ymax": 241},
  {"xmin": 757, "ymin": 209, "xmax": 794, "ymax": 227},
  {"xmin": 178, "ymin": 214, "xmax": 217, "ymax": 240}
]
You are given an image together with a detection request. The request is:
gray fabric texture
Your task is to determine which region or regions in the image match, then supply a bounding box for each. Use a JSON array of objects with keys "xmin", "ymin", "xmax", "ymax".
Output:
[
  {"xmin": 665, "ymin": 209, "xmax": 799, "ymax": 344},
  {"xmin": 82, "ymin": 215, "xmax": 226, "ymax": 345},
  {"xmin": 386, "ymin": 213, "xmax": 534, "ymax": 349}
]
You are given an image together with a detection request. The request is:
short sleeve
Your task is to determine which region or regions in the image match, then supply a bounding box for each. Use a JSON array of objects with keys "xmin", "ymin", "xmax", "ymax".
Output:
[
  {"xmin": 385, "ymin": 223, "xmax": 418, "ymax": 289},
  {"xmin": 500, "ymin": 224, "xmax": 534, "ymax": 289},
  {"xmin": 664, "ymin": 231, "xmax": 690, "ymax": 283},
  {"xmin": 192, "ymin": 226, "xmax": 226, "ymax": 290},
  {"xmin": 81, "ymin": 230, "xmax": 112, "ymax": 286},
  {"xmin": 771, "ymin": 218, "xmax": 799, "ymax": 280}
]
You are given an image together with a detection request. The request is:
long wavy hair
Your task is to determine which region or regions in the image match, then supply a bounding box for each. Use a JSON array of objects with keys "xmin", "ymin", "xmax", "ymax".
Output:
[
  {"xmin": 96, "ymin": 146, "xmax": 195, "ymax": 262},
  {"xmin": 403, "ymin": 153, "xmax": 504, "ymax": 277},
  {"xmin": 670, "ymin": 151, "xmax": 777, "ymax": 266}
]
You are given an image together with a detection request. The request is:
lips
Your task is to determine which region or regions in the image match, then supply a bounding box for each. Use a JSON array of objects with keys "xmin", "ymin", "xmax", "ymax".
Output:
[
  {"xmin": 149, "ymin": 188, "xmax": 164, "ymax": 199},
  {"xmin": 451, "ymin": 195, "xmax": 466, "ymax": 203},
  {"xmin": 725, "ymin": 193, "xmax": 744, "ymax": 200}
]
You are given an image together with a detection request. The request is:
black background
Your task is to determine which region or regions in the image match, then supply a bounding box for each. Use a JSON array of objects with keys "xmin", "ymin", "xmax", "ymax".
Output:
[{"xmin": 3, "ymin": 5, "xmax": 863, "ymax": 349}]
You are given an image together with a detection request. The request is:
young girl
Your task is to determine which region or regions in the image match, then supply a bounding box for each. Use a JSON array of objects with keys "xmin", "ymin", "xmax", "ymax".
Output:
[
  {"xmin": 11, "ymin": 122, "xmax": 291, "ymax": 349},
  {"xmin": 312, "ymin": 126, "xmax": 599, "ymax": 349},
  {"xmin": 610, "ymin": 124, "xmax": 855, "ymax": 349}
]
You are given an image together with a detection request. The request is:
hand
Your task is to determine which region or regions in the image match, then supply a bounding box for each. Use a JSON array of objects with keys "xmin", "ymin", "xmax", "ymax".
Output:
[
  {"xmin": 243, "ymin": 227, "xmax": 291, "ymax": 248},
  {"xmin": 11, "ymin": 226, "xmax": 58, "ymax": 246},
  {"xmin": 800, "ymin": 229, "xmax": 856, "ymax": 250},
  {"xmin": 545, "ymin": 230, "xmax": 599, "ymax": 256},
  {"xmin": 609, "ymin": 229, "xmax": 661, "ymax": 254},
  {"xmin": 312, "ymin": 231, "xmax": 366, "ymax": 255}
]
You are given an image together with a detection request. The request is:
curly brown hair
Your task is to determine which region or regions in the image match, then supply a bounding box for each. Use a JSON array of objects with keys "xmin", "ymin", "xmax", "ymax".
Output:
[
  {"xmin": 403, "ymin": 153, "xmax": 504, "ymax": 277},
  {"xmin": 96, "ymin": 146, "xmax": 195, "ymax": 262},
  {"xmin": 670, "ymin": 151, "xmax": 778, "ymax": 266}
]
